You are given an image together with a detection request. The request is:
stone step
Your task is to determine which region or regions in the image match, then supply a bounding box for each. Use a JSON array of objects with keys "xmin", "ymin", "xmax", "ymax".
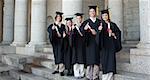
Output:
[
  {"xmin": 0, "ymin": 75, "xmax": 17, "ymax": 80},
  {"xmin": 0, "ymin": 63, "xmax": 15, "ymax": 73},
  {"xmin": 31, "ymin": 67, "xmax": 85, "ymax": 80},
  {"xmin": 31, "ymin": 66, "xmax": 150, "ymax": 80},
  {"xmin": 0, "ymin": 46, "xmax": 16, "ymax": 54},
  {"xmin": 1, "ymin": 54, "xmax": 33, "ymax": 68},
  {"xmin": 20, "ymin": 74, "xmax": 49, "ymax": 80},
  {"xmin": 9, "ymin": 69, "xmax": 49, "ymax": 80},
  {"xmin": 33, "ymin": 52, "xmax": 54, "ymax": 60},
  {"xmin": 115, "ymin": 71, "xmax": 150, "ymax": 80}
]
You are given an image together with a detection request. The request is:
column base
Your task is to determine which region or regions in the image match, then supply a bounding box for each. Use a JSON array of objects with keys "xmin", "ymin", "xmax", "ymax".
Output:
[
  {"xmin": 26, "ymin": 41, "xmax": 47, "ymax": 47},
  {"xmin": 136, "ymin": 42, "xmax": 150, "ymax": 48},
  {"xmin": 10, "ymin": 41, "xmax": 27, "ymax": 47},
  {"xmin": 0, "ymin": 41, "xmax": 12, "ymax": 45},
  {"xmin": 129, "ymin": 48, "xmax": 150, "ymax": 75}
]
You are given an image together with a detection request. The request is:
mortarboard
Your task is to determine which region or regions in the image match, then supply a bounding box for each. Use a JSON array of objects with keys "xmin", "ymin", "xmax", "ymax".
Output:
[
  {"xmin": 74, "ymin": 13, "xmax": 84, "ymax": 17},
  {"xmin": 56, "ymin": 11, "xmax": 63, "ymax": 16},
  {"xmin": 65, "ymin": 17, "xmax": 73, "ymax": 21}
]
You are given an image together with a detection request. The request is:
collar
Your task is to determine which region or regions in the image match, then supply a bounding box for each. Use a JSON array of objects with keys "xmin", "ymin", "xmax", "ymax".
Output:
[{"xmin": 90, "ymin": 17, "xmax": 96, "ymax": 23}]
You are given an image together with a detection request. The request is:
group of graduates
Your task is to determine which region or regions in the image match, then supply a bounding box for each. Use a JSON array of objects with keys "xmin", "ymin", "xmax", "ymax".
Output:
[{"xmin": 47, "ymin": 6, "xmax": 122, "ymax": 80}]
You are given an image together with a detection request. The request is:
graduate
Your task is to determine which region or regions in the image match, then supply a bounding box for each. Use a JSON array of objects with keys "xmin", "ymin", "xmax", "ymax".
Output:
[
  {"xmin": 81, "ymin": 6, "xmax": 101, "ymax": 80},
  {"xmin": 71, "ymin": 13, "xmax": 85, "ymax": 79},
  {"xmin": 47, "ymin": 11, "xmax": 65, "ymax": 76},
  {"xmin": 63, "ymin": 17, "xmax": 74, "ymax": 76},
  {"xmin": 100, "ymin": 9, "xmax": 122, "ymax": 80}
]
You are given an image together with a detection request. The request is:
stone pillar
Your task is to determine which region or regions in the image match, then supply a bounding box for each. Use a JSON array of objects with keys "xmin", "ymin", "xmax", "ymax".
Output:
[
  {"xmin": 129, "ymin": 0, "xmax": 150, "ymax": 75},
  {"xmin": 28, "ymin": 0, "xmax": 47, "ymax": 46},
  {"xmin": 108, "ymin": 0, "xmax": 124, "ymax": 41},
  {"xmin": 11, "ymin": 0, "xmax": 28, "ymax": 46},
  {"xmin": 2, "ymin": 0, "xmax": 15, "ymax": 44},
  {"xmin": 62, "ymin": 0, "xmax": 82, "ymax": 17},
  {"xmin": 137, "ymin": 0, "xmax": 150, "ymax": 48}
]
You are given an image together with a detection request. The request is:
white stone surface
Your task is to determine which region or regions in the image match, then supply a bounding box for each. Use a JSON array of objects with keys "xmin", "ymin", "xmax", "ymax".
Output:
[
  {"xmin": 137, "ymin": 0, "xmax": 150, "ymax": 48},
  {"xmin": 108, "ymin": 0, "xmax": 124, "ymax": 41},
  {"xmin": 11, "ymin": 0, "xmax": 28, "ymax": 46},
  {"xmin": 28, "ymin": 0, "xmax": 47, "ymax": 45},
  {"xmin": 62, "ymin": 0, "xmax": 82, "ymax": 18},
  {"xmin": 2, "ymin": 0, "xmax": 14, "ymax": 44}
]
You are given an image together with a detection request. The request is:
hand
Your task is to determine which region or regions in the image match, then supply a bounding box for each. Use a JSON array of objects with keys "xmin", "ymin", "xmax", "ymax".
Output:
[
  {"xmin": 111, "ymin": 33, "xmax": 115, "ymax": 36},
  {"xmin": 84, "ymin": 25, "xmax": 89, "ymax": 30},
  {"xmin": 108, "ymin": 29, "xmax": 112, "ymax": 33},
  {"xmin": 63, "ymin": 32, "xmax": 66, "ymax": 38},
  {"xmin": 91, "ymin": 29, "xmax": 97, "ymax": 35},
  {"xmin": 57, "ymin": 33, "xmax": 61, "ymax": 37},
  {"xmin": 98, "ymin": 25, "xmax": 103, "ymax": 31},
  {"xmin": 52, "ymin": 25, "xmax": 55, "ymax": 30},
  {"xmin": 72, "ymin": 25, "xmax": 75, "ymax": 30},
  {"xmin": 111, "ymin": 33, "xmax": 117, "ymax": 39}
]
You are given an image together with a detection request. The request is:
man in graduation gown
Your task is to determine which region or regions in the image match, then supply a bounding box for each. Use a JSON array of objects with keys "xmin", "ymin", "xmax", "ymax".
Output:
[
  {"xmin": 100, "ymin": 9, "xmax": 122, "ymax": 80},
  {"xmin": 63, "ymin": 17, "xmax": 74, "ymax": 76},
  {"xmin": 71, "ymin": 13, "xmax": 85, "ymax": 79},
  {"xmin": 81, "ymin": 6, "xmax": 101, "ymax": 80},
  {"xmin": 47, "ymin": 12, "xmax": 65, "ymax": 76}
]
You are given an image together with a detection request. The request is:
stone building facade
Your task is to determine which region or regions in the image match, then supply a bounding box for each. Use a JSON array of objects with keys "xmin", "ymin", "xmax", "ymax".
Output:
[{"xmin": 0, "ymin": 0, "xmax": 149, "ymax": 80}]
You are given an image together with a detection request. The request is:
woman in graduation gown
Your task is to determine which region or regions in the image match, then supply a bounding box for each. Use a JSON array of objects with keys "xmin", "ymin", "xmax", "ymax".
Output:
[
  {"xmin": 71, "ymin": 13, "xmax": 86, "ymax": 79},
  {"xmin": 63, "ymin": 17, "xmax": 74, "ymax": 76},
  {"xmin": 47, "ymin": 12, "xmax": 66, "ymax": 76},
  {"xmin": 81, "ymin": 6, "xmax": 101, "ymax": 80},
  {"xmin": 100, "ymin": 9, "xmax": 122, "ymax": 80}
]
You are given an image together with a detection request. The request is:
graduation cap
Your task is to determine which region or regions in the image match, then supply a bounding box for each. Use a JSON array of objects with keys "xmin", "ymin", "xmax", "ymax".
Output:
[
  {"xmin": 88, "ymin": 6, "xmax": 97, "ymax": 11},
  {"xmin": 74, "ymin": 13, "xmax": 84, "ymax": 17},
  {"xmin": 101, "ymin": 9, "xmax": 109, "ymax": 14},
  {"xmin": 56, "ymin": 11, "xmax": 63, "ymax": 16},
  {"xmin": 65, "ymin": 17, "xmax": 73, "ymax": 21}
]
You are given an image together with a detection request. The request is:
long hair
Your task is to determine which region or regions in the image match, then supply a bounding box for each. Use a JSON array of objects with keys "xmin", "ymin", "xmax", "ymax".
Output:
[{"xmin": 55, "ymin": 14, "xmax": 62, "ymax": 22}]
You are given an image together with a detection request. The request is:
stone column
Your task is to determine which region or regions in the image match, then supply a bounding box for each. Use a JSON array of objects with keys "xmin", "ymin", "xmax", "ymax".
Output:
[
  {"xmin": 28, "ymin": 0, "xmax": 47, "ymax": 46},
  {"xmin": 2, "ymin": 0, "xmax": 15, "ymax": 44},
  {"xmin": 108, "ymin": 0, "xmax": 124, "ymax": 41},
  {"xmin": 62, "ymin": 0, "xmax": 83, "ymax": 17},
  {"xmin": 11, "ymin": 0, "xmax": 28, "ymax": 46},
  {"xmin": 129, "ymin": 0, "xmax": 150, "ymax": 75},
  {"xmin": 137, "ymin": 0, "xmax": 150, "ymax": 48}
]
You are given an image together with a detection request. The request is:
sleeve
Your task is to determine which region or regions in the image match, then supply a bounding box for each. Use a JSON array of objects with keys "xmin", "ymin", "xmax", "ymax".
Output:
[
  {"xmin": 112, "ymin": 23, "xmax": 122, "ymax": 52},
  {"xmin": 80, "ymin": 20, "xmax": 89, "ymax": 46},
  {"xmin": 47, "ymin": 24, "xmax": 56, "ymax": 45}
]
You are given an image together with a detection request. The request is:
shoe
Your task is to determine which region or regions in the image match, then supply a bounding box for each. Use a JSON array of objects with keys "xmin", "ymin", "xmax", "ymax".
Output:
[
  {"xmin": 94, "ymin": 77, "xmax": 100, "ymax": 80},
  {"xmin": 60, "ymin": 72, "xmax": 65, "ymax": 76},
  {"xmin": 67, "ymin": 72, "xmax": 74, "ymax": 76},
  {"xmin": 52, "ymin": 71, "xmax": 59, "ymax": 74}
]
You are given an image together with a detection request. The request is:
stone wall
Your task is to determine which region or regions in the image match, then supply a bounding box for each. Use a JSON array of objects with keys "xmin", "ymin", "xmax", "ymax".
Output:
[
  {"xmin": 123, "ymin": 0, "xmax": 140, "ymax": 41},
  {"xmin": 0, "ymin": 0, "xmax": 3, "ymax": 42}
]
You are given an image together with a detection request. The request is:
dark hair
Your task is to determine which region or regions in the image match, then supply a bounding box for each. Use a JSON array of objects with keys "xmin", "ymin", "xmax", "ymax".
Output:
[
  {"xmin": 55, "ymin": 14, "xmax": 62, "ymax": 22},
  {"xmin": 101, "ymin": 13, "xmax": 111, "ymax": 22}
]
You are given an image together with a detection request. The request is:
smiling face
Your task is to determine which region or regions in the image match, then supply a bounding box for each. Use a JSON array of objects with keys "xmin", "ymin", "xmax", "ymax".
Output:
[
  {"xmin": 102, "ymin": 13, "xmax": 109, "ymax": 21},
  {"xmin": 76, "ymin": 16, "xmax": 82, "ymax": 23},
  {"xmin": 55, "ymin": 15, "xmax": 62, "ymax": 22},
  {"xmin": 66, "ymin": 20, "xmax": 72, "ymax": 27},
  {"xmin": 89, "ymin": 9, "xmax": 96, "ymax": 17}
]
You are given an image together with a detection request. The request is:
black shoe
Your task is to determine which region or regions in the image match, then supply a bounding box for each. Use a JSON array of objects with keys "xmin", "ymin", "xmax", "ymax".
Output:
[
  {"xmin": 67, "ymin": 72, "xmax": 74, "ymax": 76},
  {"xmin": 85, "ymin": 78, "xmax": 90, "ymax": 80},
  {"xmin": 94, "ymin": 77, "xmax": 100, "ymax": 80},
  {"xmin": 52, "ymin": 71, "xmax": 59, "ymax": 74},
  {"xmin": 60, "ymin": 72, "xmax": 64, "ymax": 76}
]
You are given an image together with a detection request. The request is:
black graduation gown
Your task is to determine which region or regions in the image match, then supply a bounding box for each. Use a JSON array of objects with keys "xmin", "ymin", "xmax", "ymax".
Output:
[
  {"xmin": 47, "ymin": 23, "xmax": 65, "ymax": 64},
  {"xmin": 81, "ymin": 18, "xmax": 101, "ymax": 66},
  {"xmin": 63, "ymin": 29, "xmax": 73, "ymax": 69},
  {"xmin": 71, "ymin": 26, "xmax": 86, "ymax": 65},
  {"xmin": 101, "ymin": 21, "xmax": 122, "ymax": 74}
]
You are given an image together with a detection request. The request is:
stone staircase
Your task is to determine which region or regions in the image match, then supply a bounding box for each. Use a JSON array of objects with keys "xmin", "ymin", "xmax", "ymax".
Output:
[{"xmin": 0, "ymin": 43, "xmax": 149, "ymax": 80}]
